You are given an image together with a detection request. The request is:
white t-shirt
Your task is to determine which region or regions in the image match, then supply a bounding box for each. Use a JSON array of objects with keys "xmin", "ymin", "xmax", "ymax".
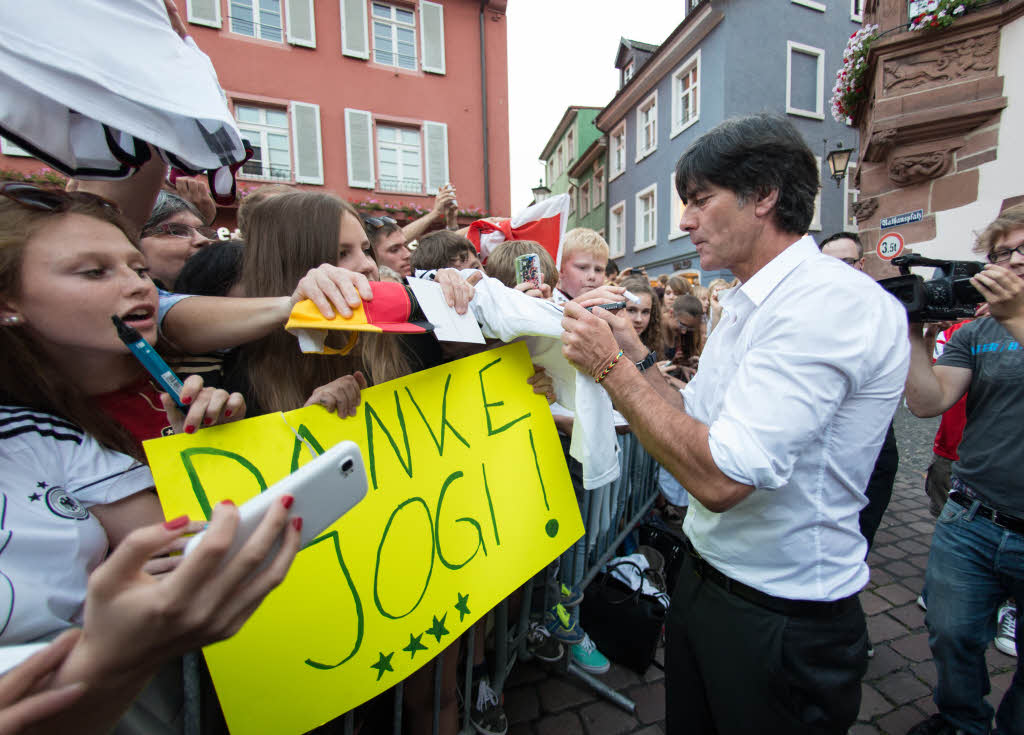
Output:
[
  {"xmin": 0, "ymin": 406, "xmax": 154, "ymax": 643},
  {"xmin": 682, "ymin": 237, "xmax": 910, "ymax": 601}
]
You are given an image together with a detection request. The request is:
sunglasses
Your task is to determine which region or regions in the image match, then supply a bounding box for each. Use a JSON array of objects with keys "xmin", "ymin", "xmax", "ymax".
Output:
[
  {"xmin": 142, "ymin": 222, "xmax": 219, "ymax": 240},
  {"xmin": 365, "ymin": 216, "xmax": 397, "ymax": 228},
  {"xmin": 839, "ymin": 257, "xmax": 860, "ymax": 265},
  {"xmin": 0, "ymin": 182, "xmax": 121, "ymax": 215}
]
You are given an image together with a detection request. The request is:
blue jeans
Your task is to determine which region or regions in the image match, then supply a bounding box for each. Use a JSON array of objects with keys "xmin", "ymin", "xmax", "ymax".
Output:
[{"xmin": 925, "ymin": 498, "xmax": 1024, "ymax": 735}]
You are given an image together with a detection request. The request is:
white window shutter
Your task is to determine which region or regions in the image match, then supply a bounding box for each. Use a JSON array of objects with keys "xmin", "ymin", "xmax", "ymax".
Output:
[
  {"xmin": 285, "ymin": 0, "xmax": 316, "ymax": 48},
  {"xmin": 291, "ymin": 102, "xmax": 324, "ymax": 185},
  {"xmin": 0, "ymin": 137, "xmax": 32, "ymax": 157},
  {"xmin": 340, "ymin": 0, "xmax": 369, "ymax": 59},
  {"xmin": 419, "ymin": 1, "xmax": 446, "ymax": 75},
  {"xmin": 345, "ymin": 109, "xmax": 375, "ymax": 189},
  {"xmin": 186, "ymin": 0, "xmax": 222, "ymax": 28},
  {"xmin": 423, "ymin": 121, "xmax": 449, "ymax": 195}
]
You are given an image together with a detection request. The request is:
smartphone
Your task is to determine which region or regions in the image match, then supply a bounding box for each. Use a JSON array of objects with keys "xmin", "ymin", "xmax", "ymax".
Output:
[
  {"xmin": 585, "ymin": 301, "xmax": 627, "ymax": 312},
  {"xmin": 514, "ymin": 253, "xmax": 542, "ymax": 287},
  {"xmin": 184, "ymin": 440, "xmax": 368, "ymax": 567}
]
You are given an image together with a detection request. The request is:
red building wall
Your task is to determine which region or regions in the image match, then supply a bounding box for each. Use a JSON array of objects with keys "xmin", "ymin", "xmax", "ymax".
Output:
[{"xmin": 0, "ymin": 0, "xmax": 511, "ymax": 224}]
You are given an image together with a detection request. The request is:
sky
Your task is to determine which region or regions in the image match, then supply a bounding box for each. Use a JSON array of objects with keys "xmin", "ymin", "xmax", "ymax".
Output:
[{"xmin": 505, "ymin": 0, "xmax": 686, "ymax": 212}]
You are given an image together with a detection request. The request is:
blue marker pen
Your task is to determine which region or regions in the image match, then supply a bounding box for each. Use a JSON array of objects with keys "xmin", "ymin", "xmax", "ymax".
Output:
[{"xmin": 111, "ymin": 315, "xmax": 187, "ymax": 409}]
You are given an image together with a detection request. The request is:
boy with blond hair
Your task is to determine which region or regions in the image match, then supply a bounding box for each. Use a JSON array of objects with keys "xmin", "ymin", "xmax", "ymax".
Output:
[{"xmin": 555, "ymin": 228, "xmax": 610, "ymax": 303}]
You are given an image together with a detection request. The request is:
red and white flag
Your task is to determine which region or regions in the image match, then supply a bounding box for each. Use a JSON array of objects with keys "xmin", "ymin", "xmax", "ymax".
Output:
[{"xmin": 467, "ymin": 193, "xmax": 571, "ymax": 268}]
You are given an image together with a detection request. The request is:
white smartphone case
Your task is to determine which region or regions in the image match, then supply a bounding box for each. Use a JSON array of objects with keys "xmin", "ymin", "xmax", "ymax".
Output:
[{"xmin": 183, "ymin": 440, "xmax": 367, "ymax": 564}]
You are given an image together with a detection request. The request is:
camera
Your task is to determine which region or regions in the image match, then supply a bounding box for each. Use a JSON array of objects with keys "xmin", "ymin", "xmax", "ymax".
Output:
[{"xmin": 878, "ymin": 254, "xmax": 985, "ymax": 322}]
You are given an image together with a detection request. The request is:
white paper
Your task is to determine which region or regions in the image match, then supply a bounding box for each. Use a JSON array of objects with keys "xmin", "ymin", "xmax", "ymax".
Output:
[{"xmin": 406, "ymin": 277, "xmax": 486, "ymax": 344}]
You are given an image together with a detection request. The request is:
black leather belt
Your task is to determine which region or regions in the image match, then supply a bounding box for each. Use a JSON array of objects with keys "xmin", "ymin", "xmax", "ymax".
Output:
[
  {"xmin": 684, "ymin": 541, "xmax": 859, "ymax": 619},
  {"xmin": 949, "ymin": 491, "xmax": 1024, "ymax": 535}
]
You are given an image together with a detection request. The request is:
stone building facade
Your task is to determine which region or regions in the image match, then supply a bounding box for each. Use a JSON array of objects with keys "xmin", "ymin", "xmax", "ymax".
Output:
[{"xmin": 854, "ymin": 0, "xmax": 1024, "ymax": 277}]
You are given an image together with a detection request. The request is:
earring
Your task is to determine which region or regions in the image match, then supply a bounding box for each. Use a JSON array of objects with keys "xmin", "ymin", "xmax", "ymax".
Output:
[{"xmin": 3, "ymin": 315, "xmax": 21, "ymax": 326}]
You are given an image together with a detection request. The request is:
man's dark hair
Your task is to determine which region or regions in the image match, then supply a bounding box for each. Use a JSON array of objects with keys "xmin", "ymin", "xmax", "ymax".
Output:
[
  {"xmin": 174, "ymin": 241, "xmax": 244, "ymax": 296},
  {"xmin": 605, "ymin": 260, "xmax": 620, "ymax": 277},
  {"xmin": 674, "ymin": 114, "xmax": 819, "ymax": 235},
  {"xmin": 819, "ymin": 231, "xmax": 864, "ymax": 259},
  {"xmin": 411, "ymin": 230, "xmax": 476, "ymax": 270}
]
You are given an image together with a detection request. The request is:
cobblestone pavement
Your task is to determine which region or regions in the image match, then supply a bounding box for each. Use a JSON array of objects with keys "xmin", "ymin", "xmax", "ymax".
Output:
[{"xmin": 503, "ymin": 405, "xmax": 1018, "ymax": 735}]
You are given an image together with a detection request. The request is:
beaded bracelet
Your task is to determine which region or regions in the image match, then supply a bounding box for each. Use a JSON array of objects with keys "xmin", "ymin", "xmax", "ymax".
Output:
[{"xmin": 595, "ymin": 349, "xmax": 624, "ymax": 384}]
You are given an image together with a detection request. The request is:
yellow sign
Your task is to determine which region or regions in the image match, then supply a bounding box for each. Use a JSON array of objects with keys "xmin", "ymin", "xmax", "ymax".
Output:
[{"xmin": 143, "ymin": 343, "xmax": 582, "ymax": 735}]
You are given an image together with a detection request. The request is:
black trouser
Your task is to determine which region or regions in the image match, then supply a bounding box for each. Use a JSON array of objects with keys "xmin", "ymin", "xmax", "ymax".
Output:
[
  {"xmin": 664, "ymin": 554, "xmax": 868, "ymax": 735},
  {"xmin": 859, "ymin": 421, "xmax": 899, "ymax": 551}
]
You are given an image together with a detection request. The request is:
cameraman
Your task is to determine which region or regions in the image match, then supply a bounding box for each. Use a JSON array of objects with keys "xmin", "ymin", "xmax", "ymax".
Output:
[{"xmin": 905, "ymin": 205, "xmax": 1024, "ymax": 735}]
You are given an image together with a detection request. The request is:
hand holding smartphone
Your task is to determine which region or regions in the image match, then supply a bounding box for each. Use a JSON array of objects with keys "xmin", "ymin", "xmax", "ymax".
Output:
[{"xmin": 184, "ymin": 441, "xmax": 368, "ymax": 568}]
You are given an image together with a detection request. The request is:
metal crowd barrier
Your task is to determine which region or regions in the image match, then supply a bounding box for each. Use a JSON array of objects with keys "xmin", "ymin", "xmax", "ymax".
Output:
[{"xmin": 183, "ymin": 431, "xmax": 661, "ymax": 734}]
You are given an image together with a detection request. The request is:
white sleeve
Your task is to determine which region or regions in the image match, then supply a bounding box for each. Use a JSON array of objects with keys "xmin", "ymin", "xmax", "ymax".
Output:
[{"xmin": 67, "ymin": 435, "xmax": 154, "ymax": 507}]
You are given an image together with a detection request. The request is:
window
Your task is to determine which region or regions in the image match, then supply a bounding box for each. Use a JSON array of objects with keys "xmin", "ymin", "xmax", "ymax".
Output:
[
  {"xmin": 669, "ymin": 174, "xmax": 686, "ymax": 240},
  {"xmin": 580, "ymin": 181, "xmax": 591, "ymax": 216},
  {"xmin": 609, "ymin": 201, "xmax": 626, "ymax": 258},
  {"xmin": 235, "ymin": 105, "xmax": 292, "ymax": 180},
  {"xmin": 593, "ymin": 167, "xmax": 604, "ymax": 206},
  {"xmin": 0, "ymin": 137, "xmax": 32, "ymax": 157},
  {"xmin": 553, "ymin": 144, "xmax": 563, "ymax": 179},
  {"xmin": 377, "ymin": 125, "xmax": 422, "ymax": 193},
  {"xmin": 372, "ymin": 2, "xmax": 417, "ymax": 70},
  {"xmin": 566, "ymin": 130, "xmax": 575, "ymax": 165},
  {"xmin": 609, "ymin": 124, "xmax": 626, "ymax": 180},
  {"xmin": 186, "ymin": 0, "xmax": 223, "ymax": 29},
  {"xmin": 635, "ymin": 183, "xmax": 657, "ymax": 250},
  {"xmin": 622, "ymin": 62, "xmax": 634, "ymax": 86},
  {"xmin": 569, "ymin": 185, "xmax": 576, "ymax": 216},
  {"xmin": 791, "ymin": 0, "xmax": 826, "ymax": 11},
  {"xmin": 671, "ymin": 50, "xmax": 700, "ymax": 138},
  {"xmin": 636, "ymin": 91, "xmax": 657, "ymax": 161},
  {"xmin": 851, "ymin": 0, "xmax": 863, "ymax": 21},
  {"xmin": 844, "ymin": 162, "xmax": 859, "ymax": 229},
  {"xmin": 809, "ymin": 156, "xmax": 822, "ymax": 231},
  {"xmin": 786, "ymin": 41, "xmax": 825, "ymax": 120},
  {"xmin": 547, "ymin": 160, "xmax": 555, "ymax": 185},
  {"xmin": 229, "ymin": 0, "xmax": 283, "ymax": 41}
]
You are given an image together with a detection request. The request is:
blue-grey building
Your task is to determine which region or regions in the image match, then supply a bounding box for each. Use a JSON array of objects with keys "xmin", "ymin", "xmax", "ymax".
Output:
[{"xmin": 598, "ymin": 0, "xmax": 865, "ymax": 283}]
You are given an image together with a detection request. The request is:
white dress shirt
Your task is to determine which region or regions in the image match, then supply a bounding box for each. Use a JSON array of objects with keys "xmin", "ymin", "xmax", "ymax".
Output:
[{"xmin": 681, "ymin": 236, "xmax": 909, "ymax": 601}]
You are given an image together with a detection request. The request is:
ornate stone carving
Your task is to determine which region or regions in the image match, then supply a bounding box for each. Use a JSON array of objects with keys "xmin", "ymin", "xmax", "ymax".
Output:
[
  {"xmin": 882, "ymin": 33, "xmax": 998, "ymax": 95},
  {"xmin": 851, "ymin": 198, "xmax": 879, "ymax": 223},
  {"xmin": 889, "ymin": 150, "xmax": 952, "ymax": 185},
  {"xmin": 865, "ymin": 128, "xmax": 898, "ymax": 162}
]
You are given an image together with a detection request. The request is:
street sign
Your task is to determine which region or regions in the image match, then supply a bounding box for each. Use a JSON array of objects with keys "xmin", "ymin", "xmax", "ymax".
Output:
[
  {"xmin": 880, "ymin": 209, "xmax": 923, "ymax": 230},
  {"xmin": 877, "ymin": 232, "xmax": 905, "ymax": 261}
]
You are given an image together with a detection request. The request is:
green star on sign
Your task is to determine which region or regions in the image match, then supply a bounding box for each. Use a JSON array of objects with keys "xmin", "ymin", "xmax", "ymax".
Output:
[
  {"xmin": 454, "ymin": 592, "xmax": 471, "ymax": 622},
  {"xmin": 425, "ymin": 613, "xmax": 450, "ymax": 643},
  {"xmin": 403, "ymin": 633, "xmax": 428, "ymax": 659},
  {"xmin": 370, "ymin": 651, "xmax": 394, "ymax": 681}
]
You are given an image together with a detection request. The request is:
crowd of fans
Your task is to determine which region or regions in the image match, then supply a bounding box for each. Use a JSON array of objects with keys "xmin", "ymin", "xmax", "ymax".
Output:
[{"xmin": 1, "ymin": 5, "xmax": 1022, "ymax": 735}]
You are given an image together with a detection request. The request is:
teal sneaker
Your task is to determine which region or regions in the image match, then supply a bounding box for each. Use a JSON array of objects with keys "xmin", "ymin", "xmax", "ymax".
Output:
[
  {"xmin": 544, "ymin": 603, "xmax": 584, "ymax": 644},
  {"xmin": 570, "ymin": 632, "xmax": 610, "ymax": 674}
]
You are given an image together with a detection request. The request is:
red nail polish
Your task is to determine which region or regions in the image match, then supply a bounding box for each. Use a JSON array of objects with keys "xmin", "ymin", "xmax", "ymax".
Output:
[
  {"xmin": 220, "ymin": 499, "xmax": 236, "ymax": 507},
  {"xmin": 292, "ymin": 517, "xmax": 303, "ymax": 531},
  {"xmin": 184, "ymin": 425, "xmax": 195, "ymax": 434},
  {"xmin": 182, "ymin": 395, "xmax": 192, "ymax": 405},
  {"xmin": 163, "ymin": 515, "xmax": 189, "ymax": 530},
  {"xmin": 281, "ymin": 494, "xmax": 294, "ymax": 509},
  {"xmin": 203, "ymin": 417, "xmax": 212, "ymax": 425},
  {"xmin": 224, "ymin": 409, "xmax": 232, "ymax": 417}
]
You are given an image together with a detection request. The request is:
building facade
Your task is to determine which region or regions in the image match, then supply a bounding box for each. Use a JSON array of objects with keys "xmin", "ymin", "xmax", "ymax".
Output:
[
  {"xmin": 537, "ymin": 106, "xmax": 603, "ymax": 228},
  {"xmin": 597, "ymin": 0, "xmax": 865, "ymax": 282},
  {"xmin": 852, "ymin": 0, "xmax": 1024, "ymax": 277},
  {"xmin": 0, "ymin": 0, "xmax": 511, "ymax": 228},
  {"xmin": 568, "ymin": 135, "xmax": 608, "ymax": 236}
]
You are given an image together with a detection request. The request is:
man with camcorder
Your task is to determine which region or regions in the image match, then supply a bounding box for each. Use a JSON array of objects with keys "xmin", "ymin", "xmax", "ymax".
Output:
[{"xmin": 903, "ymin": 205, "xmax": 1024, "ymax": 735}]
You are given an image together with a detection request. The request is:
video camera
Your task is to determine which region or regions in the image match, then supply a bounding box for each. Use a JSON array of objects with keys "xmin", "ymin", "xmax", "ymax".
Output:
[{"xmin": 878, "ymin": 254, "xmax": 985, "ymax": 322}]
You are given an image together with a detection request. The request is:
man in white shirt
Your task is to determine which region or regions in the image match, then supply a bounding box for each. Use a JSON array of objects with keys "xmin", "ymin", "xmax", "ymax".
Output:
[{"xmin": 561, "ymin": 114, "xmax": 909, "ymax": 734}]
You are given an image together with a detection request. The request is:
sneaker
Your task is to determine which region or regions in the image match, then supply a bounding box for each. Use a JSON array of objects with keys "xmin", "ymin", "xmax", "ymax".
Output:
[
  {"xmin": 544, "ymin": 603, "xmax": 584, "ymax": 644},
  {"xmin": 917, "ymin": 594, "xmax": 927, "ymax": 611},
  {"xmin": 465, "ymin": 677, "xmax": 508, "ymax": 735},
  {"xmin": 570, "ymin": 632, "xmax": 610, "ymax": 674},
  {"xmin": 995, "ymin": 601, "xmax": 1017, "ymax": 657},
  {"xmin": 907, "ymin": 714, "xmax": 956, "ymax": 735},
  {"xmin": 526, "ymin": 621, "xmax": 564, "ymax": 662},
  {"xmin": 559, "ymin": 582, "xmax": 583, "ymax": 607}
]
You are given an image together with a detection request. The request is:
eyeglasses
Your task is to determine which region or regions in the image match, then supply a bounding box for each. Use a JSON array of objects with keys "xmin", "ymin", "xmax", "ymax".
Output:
[
  {"xmin": 0, "ymin": 182, "xmax": 120, "ymax": 215},
  {"xmin": 839, "ymin": 257, "xmax": 860, "ymax": 265},
  {"xmin": 364, "ymin": 216, "xmax": 397, "ymax": 229},
  {"xmin": 142, "ymin": 222, "xmax": 218, "ymax": 240},
  {"xmin": 988, "ymin": 244, "xmax": 1024, "ymax": 264}
]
